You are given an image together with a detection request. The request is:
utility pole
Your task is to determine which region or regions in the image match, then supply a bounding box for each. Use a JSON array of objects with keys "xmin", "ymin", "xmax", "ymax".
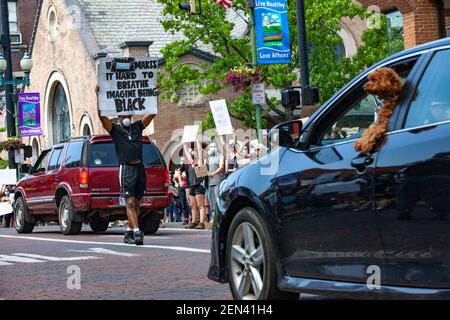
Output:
[
  {"xmin": 1, "ymin": 0, "xmax": 16, "ymax": 169},
  {"xmin": 247, "ymin": 0, "xmax": 263, "ymax": 144},
  {"xmin": 296, "ymin": 0, "xmax": 309, "ymax": 88}
]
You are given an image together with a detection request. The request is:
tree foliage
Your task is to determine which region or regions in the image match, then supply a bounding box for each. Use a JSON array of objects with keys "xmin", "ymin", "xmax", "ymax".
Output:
[{"xmin": 157, "ymin": 0, "xmax": 393, "ymax": 130}]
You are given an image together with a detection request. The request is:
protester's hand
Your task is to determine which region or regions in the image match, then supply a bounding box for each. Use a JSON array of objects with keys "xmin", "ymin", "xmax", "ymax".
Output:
[{"xmin": 95, "ymin": 85, "xmax": 100, "ymax": 96}]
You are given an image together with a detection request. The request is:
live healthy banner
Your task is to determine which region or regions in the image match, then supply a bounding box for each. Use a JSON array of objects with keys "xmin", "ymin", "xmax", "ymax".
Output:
[
  {"xmin": 18, "ymin": 92, "xmax": 42, "ymax": 137},
  {"xmin": 255, "ymin": 0, "xmax": 291, "ymax": 65},
  {"xmin": 98, "ymin": 57, "xmax": 158, "ymax": 116}
]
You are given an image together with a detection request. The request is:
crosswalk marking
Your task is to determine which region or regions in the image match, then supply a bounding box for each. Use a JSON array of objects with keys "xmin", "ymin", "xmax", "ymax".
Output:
[
  {"xmin": 13, "ymin": 253, "xmax": 101, "ymax": 262},
  {"xmin": 67, "ymin": 247, "xmax": 138, "ymax": 257},
  {"xmin": 0, "ymin": 254, "xmax": 46, "ymax": 266}
]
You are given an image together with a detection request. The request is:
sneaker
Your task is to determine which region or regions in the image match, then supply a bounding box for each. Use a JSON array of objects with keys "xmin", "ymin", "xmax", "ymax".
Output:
[
  {"xmin": 185, "ymin": 222, "xmax": 198, "ymax": 229},
  {"xmin": 124, "ymin": 231, "xmax": 135, "ymax": 244},
  {"xmin": 134, "ymin": 230, "xmax": 144, "ymax": 245},
  {"xmin": 194, "ymin": 222, "xmax": 205, "ymax": 230}
]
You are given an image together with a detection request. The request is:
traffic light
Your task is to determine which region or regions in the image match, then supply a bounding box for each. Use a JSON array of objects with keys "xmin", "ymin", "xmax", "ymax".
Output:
[{"xmin": 179, "ymin": 0, "xmax": 197, "ymax": 14}]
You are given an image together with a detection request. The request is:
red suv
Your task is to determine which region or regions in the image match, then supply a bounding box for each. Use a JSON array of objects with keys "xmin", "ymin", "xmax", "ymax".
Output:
[{"xmin": 13, "ymin": 135, "xmax": 171, "ymax": 235}]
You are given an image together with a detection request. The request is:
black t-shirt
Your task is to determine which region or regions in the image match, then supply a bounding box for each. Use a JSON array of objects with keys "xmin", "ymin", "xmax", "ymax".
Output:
[{"xmin": 109, "ymin": 120, "xmax": 144, "ymax": 165}]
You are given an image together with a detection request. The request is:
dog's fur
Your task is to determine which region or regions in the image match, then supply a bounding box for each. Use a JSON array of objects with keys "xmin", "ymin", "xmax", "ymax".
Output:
[{"xmin": 354, "ymin": 68, "xmax": 403, "ymax": 154}]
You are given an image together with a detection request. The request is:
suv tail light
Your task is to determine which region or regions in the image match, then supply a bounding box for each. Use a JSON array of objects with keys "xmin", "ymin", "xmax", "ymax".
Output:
[
  {"xmin": 80, "ymin": 168, "xmax": 89, "ymax": 188},
  {"xmin": 163, "ymin": 168, "xmax": 169, "ymax": 189}
]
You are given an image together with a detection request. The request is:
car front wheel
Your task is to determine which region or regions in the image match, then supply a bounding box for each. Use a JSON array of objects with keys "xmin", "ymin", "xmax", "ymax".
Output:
[
  {"xmin": 14, "ymin": 197, "xmax": 34, "ymax": 234},
  {"xmin": 226, "ymin": 207, "xmax": 298, "ymax": 300},
  {"xmin": 59, "ymin": 196, "xmax": 82, "ymax": 235}
]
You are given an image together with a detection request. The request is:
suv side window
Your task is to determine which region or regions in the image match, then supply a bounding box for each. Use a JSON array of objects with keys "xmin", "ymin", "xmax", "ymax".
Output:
[
  {"xmin": 33, "ymin": 150, "xmax": 51, "ymax": 173},
  {"xmin": 47, "ymin": 147, "xmax": 63, "ymax": 172},
  {"xmin": 404, "ymin": 50, "xmax": 450, "ymax": 128},
  {"xmin": 64, "ymin": 141, "xmax": 84, "ymax": 168},
  {"xmin": 315, "ymin": 58, "xmax": 418, "ymax": 146}
]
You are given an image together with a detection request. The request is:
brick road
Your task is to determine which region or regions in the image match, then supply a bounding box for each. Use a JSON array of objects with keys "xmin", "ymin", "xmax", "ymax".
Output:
[{"xmin": 0, "ymin": 224, "xmax": 233, "ymax": 300}]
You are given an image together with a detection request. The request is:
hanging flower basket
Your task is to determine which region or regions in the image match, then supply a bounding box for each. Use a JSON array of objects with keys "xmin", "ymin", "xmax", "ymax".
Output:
[
  {"xmin": 225, "ymin": 66, "xmax": 263, "ymax": 92},
  {"xmin": 0, "ymin": 138, "xmax": 24, "ymax": 152}
]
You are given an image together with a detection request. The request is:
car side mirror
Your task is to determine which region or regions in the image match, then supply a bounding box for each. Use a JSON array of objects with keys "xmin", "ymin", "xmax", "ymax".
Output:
[
  {"xmin": 20, "ymin": 164, "xmax": 32, "ymax": 175},
  {"xmin": 268, "ymin": 119, "xmax": 303, "ymax": 149}
]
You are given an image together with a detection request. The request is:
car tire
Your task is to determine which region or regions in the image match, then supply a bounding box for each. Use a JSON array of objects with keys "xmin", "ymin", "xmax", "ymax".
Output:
[
  {"xmin": 58, "ymin": 196, "xmax": 82, "ymax": 235},
  {"xmin": 139, "ymin": 213, "xmax": 160, "ymax": 235},
  {"xmin": 14, "ymin": 197, "xmax": 34, "ymax": 234},
  {"xmin": 89, "ymin": 220, "xmax": 109, "ymax": 232},
  {"xmin": 226, "ymin": 207, "xmax": 298, "ymax": 300}
]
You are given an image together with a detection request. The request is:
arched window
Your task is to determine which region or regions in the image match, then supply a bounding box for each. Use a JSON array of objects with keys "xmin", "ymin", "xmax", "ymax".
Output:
[{"xmin": 52, "ymin": 83, "xmax": 71, "ymax": 143}]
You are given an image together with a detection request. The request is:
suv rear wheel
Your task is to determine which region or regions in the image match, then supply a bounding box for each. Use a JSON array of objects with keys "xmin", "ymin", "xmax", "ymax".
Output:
[
  {"xmin": 226, "ymin": 207, "xmax": 298, "ymax": 300},
  {"xmin": 89, "ymin": 219, "xmax": 109, "ymax": 232},
  {"xmin": 139, "ymin": 213, "xmax": 160, "ymax": 235},
  {"xmin": 59, "ymin": 196, "xmax": 82, "ymax": 235},
  {"xmin": 14, "ymin": 197, "xmax": 34, "ymax": 233}
]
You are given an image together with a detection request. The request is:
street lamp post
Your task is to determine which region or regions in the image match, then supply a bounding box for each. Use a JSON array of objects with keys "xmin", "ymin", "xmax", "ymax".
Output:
[{"xmin": 0, "ymin": 52, "xmax": 33, "ymax": 168}]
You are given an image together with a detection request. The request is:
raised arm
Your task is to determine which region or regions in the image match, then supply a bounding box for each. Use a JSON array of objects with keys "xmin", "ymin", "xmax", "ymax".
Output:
[
  {"xmin": 142, "ymin": 114, "xmax": 156, "ymax": 129},
  {"xmin": 95, "ymin": 85, "xmax": 113, "ymax": 133},
  {"xmin": 183, "ymin": 143, "xmax": 193, "ymax": 164}
]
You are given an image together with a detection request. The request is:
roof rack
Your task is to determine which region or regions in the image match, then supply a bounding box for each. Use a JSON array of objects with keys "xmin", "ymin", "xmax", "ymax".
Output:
[{"xmin": 59, "ymin": 135, "xmax": 91, "ymax": 143}]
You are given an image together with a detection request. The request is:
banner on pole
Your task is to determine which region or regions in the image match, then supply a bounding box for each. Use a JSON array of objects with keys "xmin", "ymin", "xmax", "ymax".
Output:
[
  {"xmin": 18, "ymin": 92, "xmax": 42, "ymax": 137},
  {"xmin": 255, "ymin": 0, "xmax": 291, "ymax": 65},
  {"xmin": 98, "ymin": 57, "xmax": 158, "ymax": 116},
  {"xmin": 209, "ymin": 99, "xmax": 233, "ymax": 136}
]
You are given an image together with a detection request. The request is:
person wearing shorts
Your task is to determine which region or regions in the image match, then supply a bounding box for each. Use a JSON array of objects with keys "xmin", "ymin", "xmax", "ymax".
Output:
[{"xmin": 96, "ymin": 85, "xmax": 156, "ymax": 245}]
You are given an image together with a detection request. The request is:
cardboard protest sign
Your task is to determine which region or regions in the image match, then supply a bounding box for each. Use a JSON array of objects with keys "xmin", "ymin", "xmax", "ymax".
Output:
[
  {"xmin": 98, "ymin": 57, "xmax": 158, "ymax": 116},
  {"xmin": 0, "ymin": 169, "xmax": 17, "ymax": 186},
  {"xmin": 0, "ymin": 202, "xmax": 13, "ymax": 216},
  {"xmin": 194, "ymin": 165, "xmax": 209, "ymax": 178},
  {"xmin": 182, "ymin": 125, "xmax": 200, "ymax": 143},
  {"xmin": 209, "ymin": 99, "xmax": 233, "ymax": 136}
]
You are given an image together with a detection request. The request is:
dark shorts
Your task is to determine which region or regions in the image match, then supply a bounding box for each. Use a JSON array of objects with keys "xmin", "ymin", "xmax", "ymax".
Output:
[
  {"xmin": 189, "ymin": 184, "xmax": 206, "ymax": 196},
  {"xmin": 120, "ymin": 163, "xmax": 146, "ymax": 199}
]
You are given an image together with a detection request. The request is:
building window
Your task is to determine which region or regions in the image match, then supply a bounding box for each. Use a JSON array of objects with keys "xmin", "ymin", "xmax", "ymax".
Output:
[
  {"xmin": 52, "ymin": 83, "xmax": 71, "ymax": 143},
  {"xmin": 48, "ymin": 5, "xmax": 59, "ymax": 41},
  {"xmin": 386, "ymin": 10, "xmax": 404, "ymax": 55},
  {"xmin": 8, "ymin": 1, "xmax": 18, "ymax": 33}
]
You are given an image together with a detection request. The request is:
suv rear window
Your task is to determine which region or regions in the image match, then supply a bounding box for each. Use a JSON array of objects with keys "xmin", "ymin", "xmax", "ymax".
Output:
[{"xmin": 88, "ymin": 142, "xmax": 164, "ymax": 167}]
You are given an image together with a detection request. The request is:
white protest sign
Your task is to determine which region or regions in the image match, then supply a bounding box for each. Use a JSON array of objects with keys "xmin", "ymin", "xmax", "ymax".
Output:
[
  {"xmin": 252, "ymin": 83, "xmax": 265, "ymax": 105},
  {"xmin": 0, "ymin": 169, "xmax": 17, "ymax": 186},
  {"xmin": 182, "ymin": 125, "xmax": 200, "ymax": 143},
  {"xmin": 209, "ymin": 99, "xmax": 233, "ymax": 136},
  {"xmin": 98, "ymin": 57, "xmax": 158, "ymax": 116},
  {"xmin": 0, "ymin": 202, "xmax": 13, "ymax": 216}
]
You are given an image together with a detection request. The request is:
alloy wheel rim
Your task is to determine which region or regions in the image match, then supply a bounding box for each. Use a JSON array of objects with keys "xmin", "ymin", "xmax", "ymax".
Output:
[
  {"xmin": 230, "ymin": 222, "xmax": 264, "ymax": 300},
  {"xmin": 15, "ymin": 205, "xmax": 23, "ymax": 229},
  {"xmin": 60, "ymin": 203, "xmax": 69, "ymax": 229}
]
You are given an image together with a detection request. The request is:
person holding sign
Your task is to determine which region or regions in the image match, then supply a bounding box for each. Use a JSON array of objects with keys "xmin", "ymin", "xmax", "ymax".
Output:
[
  {"xmin": 96, "ymin": 85, "xmax": 156, "ymax": 245},
  {"xmin": 183, "ymin": 142, "xmax": 207, "ymax": 230}
]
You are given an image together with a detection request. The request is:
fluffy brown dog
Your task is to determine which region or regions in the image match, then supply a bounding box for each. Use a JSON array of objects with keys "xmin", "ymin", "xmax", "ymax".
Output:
[{"xmin": 354, "ymin": 67, "xmax": 403, "ymax": 154}]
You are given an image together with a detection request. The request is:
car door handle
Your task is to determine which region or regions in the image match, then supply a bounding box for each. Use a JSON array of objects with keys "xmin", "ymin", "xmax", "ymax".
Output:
[{"xmin": 351, "ymin": 155, "xmax": 374, "ymax": 171}]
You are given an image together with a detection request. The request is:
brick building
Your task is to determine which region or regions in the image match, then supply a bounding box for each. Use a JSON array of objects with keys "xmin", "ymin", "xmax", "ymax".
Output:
[
  {"xmin": 358, "ymin": 0, "xmax": 450, "ymax": 49},
  {"xmin": 24, "ymin": 0, "xmax": 246, "ymax": 166}
]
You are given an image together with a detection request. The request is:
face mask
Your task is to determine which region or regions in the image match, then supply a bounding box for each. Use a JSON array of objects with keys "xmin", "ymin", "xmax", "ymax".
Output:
[
  {"xmin": 208, "ymin": 148, "xmax": 217, "ymax": 157},
  {"xmin": 5, "ymin": 192, "xmax": 9, "ymax": 196},
  {"xmin": 122, "ymin": 118, "xmax": 131, "ymax": 127}
]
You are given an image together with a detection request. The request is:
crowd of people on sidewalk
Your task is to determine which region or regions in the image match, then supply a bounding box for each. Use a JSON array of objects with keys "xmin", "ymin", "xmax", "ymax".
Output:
[{"xmin": 165, "ymin": 135, "xmax": 266, "ymax": 230}]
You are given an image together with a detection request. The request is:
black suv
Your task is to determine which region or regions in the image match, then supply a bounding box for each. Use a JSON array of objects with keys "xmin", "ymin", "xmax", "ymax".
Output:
[{"xmin": 209, "ymin": 38, "xmax": 450, "ymax": 299}]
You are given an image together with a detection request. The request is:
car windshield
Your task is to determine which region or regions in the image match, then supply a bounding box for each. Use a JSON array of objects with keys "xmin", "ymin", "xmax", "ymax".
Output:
[{"xmin": 88, "ymin": 142, "xmax": 164, "ymax": 167}]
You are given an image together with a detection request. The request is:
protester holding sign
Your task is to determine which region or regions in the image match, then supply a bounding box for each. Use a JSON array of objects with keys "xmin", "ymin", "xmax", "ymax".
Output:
[
  {"xmin": 96, "ymin": 85, "xmax": 156, "ymax": 245},
  {"xmin": 183, "ymin": 142, "xmax": 207, "ymax": 230}
]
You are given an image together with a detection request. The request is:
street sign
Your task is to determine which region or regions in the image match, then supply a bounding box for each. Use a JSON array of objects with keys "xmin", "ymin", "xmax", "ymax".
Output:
[
  {"xmin": 98, "ymin": 57, "xmax": 158, "ymax": 116},
  {"xmin": 209, "ymin": 99, "xmax": 233, "ymax": 136},
  {"xmin": 18, "ymin": 92, "xmax": 42, "ymax": 137},
  {"xmin": 252, "ymin": 83, "xmax": 265, "ymax": 105},
  {"xmin": 254, "ymin": 0, "xmax": 291, "ymax": 65},
  {"xmin": 0, "ymin": 169, "xmax": 17, "ymax": 185}
]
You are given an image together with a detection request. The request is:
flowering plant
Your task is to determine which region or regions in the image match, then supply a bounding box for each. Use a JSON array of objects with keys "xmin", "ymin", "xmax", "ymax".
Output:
[
  {"xmin": 0, "ymin": 138, "xmax": 24, "ymax": 152},
  {"xmin": 225, "ymin": 66, "xmax": 262, "ymax": 92}
]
